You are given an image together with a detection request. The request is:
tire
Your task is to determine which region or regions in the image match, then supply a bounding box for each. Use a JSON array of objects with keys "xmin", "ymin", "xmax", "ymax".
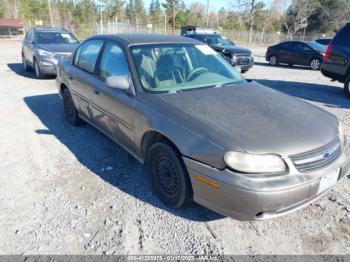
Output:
[
  {"xmin": 34, "ymin": 58, "xmax": 45, "ymax": 79},
  {"xmin": 146, "ymin": 142, "xmax": 193, "ymax": 208},
  {"xmin": 22, "ymin": 54, "xmax": 32, "ymax": 72},
  {"xmin": 269, "ymin": 55, "xmax": 277, "ymax": 66},
  {"xmin": 62, "ymin": 88, "xmax": 82, "ymax": 126},
  {"xmin": 344, "ymin": 75, "xmax": 350, "ymax": 99},
  {"xmin": 310, "ymin": 58, "xmax": 321, "ymax": 70}
]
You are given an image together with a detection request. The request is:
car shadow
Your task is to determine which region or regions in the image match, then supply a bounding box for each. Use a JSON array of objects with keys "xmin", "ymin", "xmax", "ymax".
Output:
[
  {"xmin": 253, "ymin": 79, "xmax": 350, "ymax": 109},
  {"xmin": 23, "ymin": 94, "xmax": 224, "ymax": 222},
  {"xmin": 7, "ymin": 63, "xmax": 55, "ymax": 79},
  {"xmin": 254, "ymin": 61, "xmax": 313, "ymax": 70}
]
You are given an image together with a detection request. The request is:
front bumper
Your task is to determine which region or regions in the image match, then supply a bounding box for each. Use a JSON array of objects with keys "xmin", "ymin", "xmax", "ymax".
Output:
[
  {"xmin": 232, "ymin": 55, "xmax": 254, "ymax": 72},
  {"xmin": 184, "ymin": 139, "xmax": 350, "ymax": 221},
  {"xmin": 37, "ymin": 54, "xmax": 68, "ymax": 76}
]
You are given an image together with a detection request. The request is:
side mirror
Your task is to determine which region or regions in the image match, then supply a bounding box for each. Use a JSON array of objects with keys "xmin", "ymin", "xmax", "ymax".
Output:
[{"xmin": 106, "ymin": 76, "xmax": 131, "ymax": 91}]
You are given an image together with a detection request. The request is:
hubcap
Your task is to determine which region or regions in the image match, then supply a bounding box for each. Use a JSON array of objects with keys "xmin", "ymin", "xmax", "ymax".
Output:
[
  {"xmin": 22, "ymin": 57, "xmax": 26, "ymax": 70},
  {"xmin": 311, "ymin": 59, "xmax": 320, "ymax": 70},
  {"xmin": 35, "ymin": 61, "xmax": 39, "ymax": 77},
  {"xmin": 156, "ymin": 155, "xmax": 178, "ymax": 196},
  {"xmin": 270, "ymin": 56, "xmax": 276, "ymax": 65}
]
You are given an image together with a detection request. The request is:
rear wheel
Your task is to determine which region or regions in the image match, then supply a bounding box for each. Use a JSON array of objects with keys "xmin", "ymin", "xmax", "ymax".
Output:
[
  {"xmin": 34, "ymin": 58, "xmax": 45, "ymax": 79},
  {"xmin": 62, "ymin": 88, "xmax": 82, "ymax": 126},
  {"xmin": 344, "ymin": 75, "xmax": 350, "ymax": 99},
  {"xmin": 269, "ymin": 55, "xmax": 277, "ymax": 66},
  {"xmin": 310, "ymin": 58, "xmax": 321, "ymax": 70},
  {"xmin": 22, "ymin": 55, "xmax": 31, "ymax": 72},
  {"xmin": 146, "ymin": 142, "xmax": 193, "ymax": 208}
]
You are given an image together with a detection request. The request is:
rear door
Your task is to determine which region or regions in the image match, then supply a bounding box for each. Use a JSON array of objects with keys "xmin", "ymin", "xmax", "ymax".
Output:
[
  {"xmin": 330, "ymin": 24, "xmax": 350, "ymax": 77},
  {"xmin": 91, "ymin": 41, "xmax": 136, "ymax": 149},
  {"xmin": 68, "ymin": 39, "xmax": 104, "ymax": 119},
  {"xmin": 24, "ymin": 30, "xmax": 35, "ymax": 64},
  {"xmin": 276, "ymin": 42, "xmax": 293, "ymax": 64},
  {"xmin": 293, "ymin": 42, "xmax": 314, "ymax": 66}
]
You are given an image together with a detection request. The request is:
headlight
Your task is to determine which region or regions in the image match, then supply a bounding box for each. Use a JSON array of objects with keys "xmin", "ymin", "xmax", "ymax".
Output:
[
  {"xmin": 231, "ymin": 55, "xmax": 237, "ymax": 64},
  {"xmin": 38, "ymin": 49, "xmax": 53, "ymax": 56},
  {"xmin": 224, "ymin": 151, "xmax": 286, "ymax": 173}
]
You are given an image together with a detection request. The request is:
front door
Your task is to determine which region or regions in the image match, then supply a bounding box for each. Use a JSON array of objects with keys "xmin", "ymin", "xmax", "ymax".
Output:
[{"xmin": 91, "ymin": 41, "xmax": 136, "ymax": 149}]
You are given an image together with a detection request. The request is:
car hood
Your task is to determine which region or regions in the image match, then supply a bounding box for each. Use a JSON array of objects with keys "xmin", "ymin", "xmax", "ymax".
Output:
[
  {"xmin": 37, "ymin": 43, "xmax": 79, "ymax": 54},
  {"xmin": 212, "ymin": 45, "xmax": 251, "ymax": 54},
  {"xmin": 155, "ymin": 81, "xmax": 338, "ymax": 157}
]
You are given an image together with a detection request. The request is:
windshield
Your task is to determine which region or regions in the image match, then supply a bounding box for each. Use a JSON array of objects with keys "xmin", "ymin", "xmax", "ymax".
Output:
[
  {"xmin": 36, "ymin": 32, "xmax": 79, "ymax": 44},
  {"xmin": 306, "ymin": 41, "xmax": 327, "ymax": 53},
  {"xmin": 131, "ymin": 44, "xmax": 244, "ymax": 93},
  {"xmin": 206, "ymin": 35, "xmax": 234, "ymax": 46}
]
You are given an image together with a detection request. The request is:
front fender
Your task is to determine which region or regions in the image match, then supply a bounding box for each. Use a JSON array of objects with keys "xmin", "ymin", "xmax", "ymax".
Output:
[{"xmin": 134, "ymin": 102, "xmax": 227, "ymax": 169}]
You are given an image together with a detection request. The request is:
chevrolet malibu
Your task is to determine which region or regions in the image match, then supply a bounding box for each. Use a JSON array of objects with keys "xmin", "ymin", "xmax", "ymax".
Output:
[{"xmin": 56, "ymin": 34, "xmax": 350, "ymax": 220}]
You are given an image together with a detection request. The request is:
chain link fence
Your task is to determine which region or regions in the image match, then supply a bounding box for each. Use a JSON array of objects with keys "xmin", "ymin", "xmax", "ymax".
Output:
[{"xmin": 1, "ymin": 19, "xmax": 333, "ymax": 48}]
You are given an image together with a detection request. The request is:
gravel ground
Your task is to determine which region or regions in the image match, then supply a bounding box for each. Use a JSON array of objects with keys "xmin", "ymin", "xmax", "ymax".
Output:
[{"xmin": 0, "ymin": 40, "xmax": 349, "ymax": 255}]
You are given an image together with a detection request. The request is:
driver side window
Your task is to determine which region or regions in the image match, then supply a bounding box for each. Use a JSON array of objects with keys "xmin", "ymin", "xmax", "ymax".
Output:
[{"xmin": 99, "ymin": 42, "xmax": 130, "ymax": 80}]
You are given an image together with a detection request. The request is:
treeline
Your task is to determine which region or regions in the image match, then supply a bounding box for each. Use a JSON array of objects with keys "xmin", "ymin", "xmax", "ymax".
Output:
[{"xmin": 0, "ymin": 0, "xmax": 349, "ymax": 38}]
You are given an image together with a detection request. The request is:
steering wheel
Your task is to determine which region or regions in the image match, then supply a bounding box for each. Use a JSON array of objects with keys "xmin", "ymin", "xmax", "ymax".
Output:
[{"xmin": 186, "ymin": 67, "xmax": 209, "ymax": 81}]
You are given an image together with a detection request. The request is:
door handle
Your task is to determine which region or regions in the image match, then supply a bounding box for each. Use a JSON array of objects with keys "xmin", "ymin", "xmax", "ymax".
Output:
[{"xmin": 94, "ymin": 90, "xmax": 100, "ymax": 95}]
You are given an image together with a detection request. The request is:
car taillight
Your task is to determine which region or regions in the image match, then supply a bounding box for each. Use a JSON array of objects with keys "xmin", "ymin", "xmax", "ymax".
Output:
[{"xmin": 325, "ymin": 44, "xmax": 333, "ymax": 62}]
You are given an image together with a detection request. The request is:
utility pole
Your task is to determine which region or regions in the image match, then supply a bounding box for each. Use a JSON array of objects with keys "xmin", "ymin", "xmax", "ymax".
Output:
[
  {"xmin": 172, "ymin": 4, "xmax": 175, "ymax": 35},
  {"xmin": 47, "ymin": 0, "xmax": 54, "ymax": 27},
  {"xmin": 164, "ymin": 14, "xmax": 167, "ymax": 34},
  {"xmin": 100, "ymin": 3, "xmax": 103, "ymax": 34},
  {"xmin": 206, "ymin": 0, "xmax": 209, "ymax": 27}
]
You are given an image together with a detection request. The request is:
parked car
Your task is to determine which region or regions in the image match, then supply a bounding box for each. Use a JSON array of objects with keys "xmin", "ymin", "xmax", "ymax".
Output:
[
  {"xmin": 321, "ymin": 23, "xmax": 350, "ymax": 98},
  {"xmin": 266, "ymin": 41, "xmax": 325, "ymax": 70},
  {"xmin": 315, "ymin": 38, "xmax": 332, "ymax": 46},
  {"xmin": 183, "ymin": 32, "xmax": 254, "ymax": 73},
  {"xmin": 56, "ymin": 34, "xmax": 350, "ymax": 221},
  {"xmin": 22, "ymin": 28, "xmax": 79, "ymax": 78}
]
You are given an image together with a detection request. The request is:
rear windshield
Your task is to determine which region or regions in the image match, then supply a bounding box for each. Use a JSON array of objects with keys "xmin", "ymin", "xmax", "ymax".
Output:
[{"xmin": 36, "ymin": 32, "xmax": 79, "ymax": 44}]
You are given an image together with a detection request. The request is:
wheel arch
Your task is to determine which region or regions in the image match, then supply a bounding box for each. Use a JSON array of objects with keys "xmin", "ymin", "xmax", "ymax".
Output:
[{"xmin": 141, "ymin": 130, "xmax": 182, "ymax": 159}]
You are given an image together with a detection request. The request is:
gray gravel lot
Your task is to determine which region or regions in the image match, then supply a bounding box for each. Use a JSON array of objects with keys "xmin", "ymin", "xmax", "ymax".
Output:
[{"xmin": 0, "ymin": 40, "xmax": 349, "ymax": 255}]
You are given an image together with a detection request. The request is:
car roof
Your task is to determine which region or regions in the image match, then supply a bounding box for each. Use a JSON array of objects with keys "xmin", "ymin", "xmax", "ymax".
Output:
[
  {"xmin": 32, "ymin": 28, "xmax": 68, "ymax": 33},
  {"xmin": 88, "ymin": 34, "xmax": 204, "ymax": 46}
]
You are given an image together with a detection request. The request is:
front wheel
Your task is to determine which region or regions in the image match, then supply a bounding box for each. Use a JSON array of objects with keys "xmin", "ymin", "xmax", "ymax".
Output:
[
  {"xmin": 146, "ymin": 142, "xmax": 193, "ymax": 208},
  {"xmin": 34, "ymin": 58, "xmax": 45, "ymax": 79},
  {"xmin": 310, "ymin": 58, "xmax": 321, "ymax": 70},
  {"xmin": 344, "ymin": 75, "xmax": 350, "ymax": 99}
]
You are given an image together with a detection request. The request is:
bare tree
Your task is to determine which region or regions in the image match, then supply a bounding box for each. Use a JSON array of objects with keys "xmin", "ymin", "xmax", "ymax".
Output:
[
  {"xmin": 2, "ymin": 0, "xmax": 20, "ymax": 18},
  {"xmin": 235, "ymin": 0, "xmax": 265, "ymax": 44},
  {"xmin": 284, "ymin": 0, "xmax": 319, "ymax": 39}
]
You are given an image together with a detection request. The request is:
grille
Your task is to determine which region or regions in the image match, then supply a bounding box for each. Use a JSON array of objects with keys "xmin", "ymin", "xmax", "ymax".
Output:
[
  {"xmin": 290, "ymin": 138, "xmax": 341, "ymax": 173},
  {"xmin": 236, "ymin": 55, "xmax": 251, "ymax": 65}
]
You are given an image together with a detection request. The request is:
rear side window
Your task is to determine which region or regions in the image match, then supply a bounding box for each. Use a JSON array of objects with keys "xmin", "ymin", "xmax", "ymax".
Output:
[
  {"xmin": 76, "ymin": 39, "xmax": 104, "ymax": 73},
  {"xmin": 333, "ymin": 24, "xmax": 350, "ymax": 45},
  {"xmin": 278, "ymin": 42, "xmax": 292, "ymax": 49}
]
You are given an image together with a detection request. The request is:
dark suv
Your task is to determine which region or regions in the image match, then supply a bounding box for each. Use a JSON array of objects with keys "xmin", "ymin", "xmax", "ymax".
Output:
[
  {"xmin": 183, "ymin": 33, "xmax": 254, "ymax": 73},
  {"xmin": 22, "ymin": 28, "xmax": 79, "ymax": 78},
  {"xmin": 321, "ymin": 23, "xmax": 350, "ymax": 98}
]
